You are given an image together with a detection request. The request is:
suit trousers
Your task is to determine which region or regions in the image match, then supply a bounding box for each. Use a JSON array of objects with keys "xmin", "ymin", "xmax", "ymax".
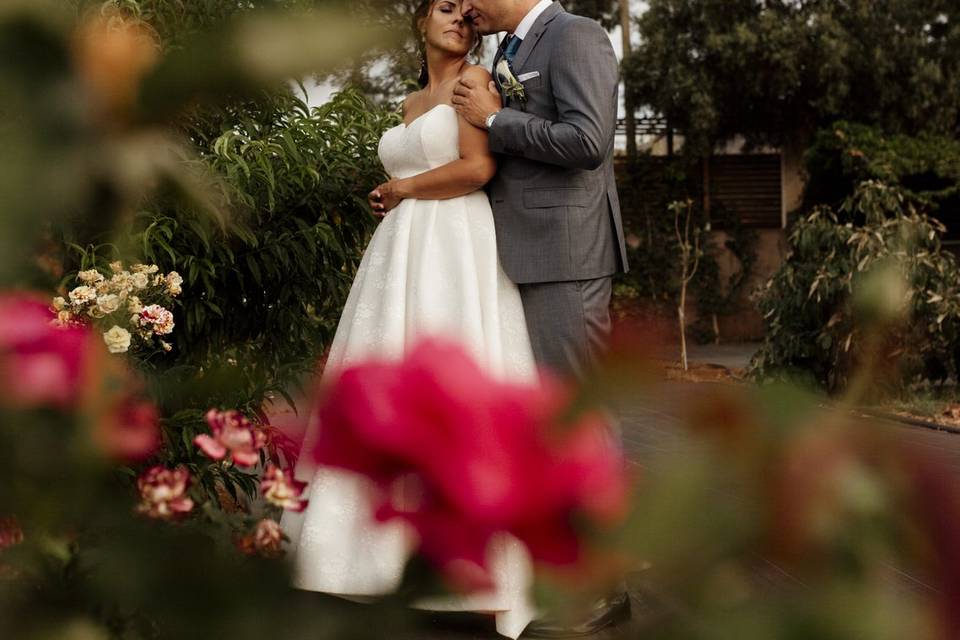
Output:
[{"xmin": 517, "ymin": 276, "xmax": 613, "ymax": 381}]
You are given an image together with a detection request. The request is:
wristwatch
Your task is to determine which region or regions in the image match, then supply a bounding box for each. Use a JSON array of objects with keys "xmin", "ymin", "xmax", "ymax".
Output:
[{"xmin": 484, "ymin": 111, "xmax": 499, "ymax": 130}]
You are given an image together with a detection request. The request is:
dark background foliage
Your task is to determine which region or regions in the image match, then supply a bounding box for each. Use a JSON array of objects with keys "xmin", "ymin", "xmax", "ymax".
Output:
[{"xmin": 625, "ymin": 0, "xmax": 960, "ymax": 156}]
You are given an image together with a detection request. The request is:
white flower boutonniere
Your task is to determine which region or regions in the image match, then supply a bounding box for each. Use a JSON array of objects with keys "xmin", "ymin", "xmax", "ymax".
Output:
[{"xmin": 496, "ymin": 58, "xmax": 527, "ymax": 109}]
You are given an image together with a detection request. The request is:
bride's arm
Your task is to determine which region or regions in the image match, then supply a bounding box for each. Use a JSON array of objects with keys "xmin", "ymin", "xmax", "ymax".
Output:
[{"xmin": 371, "ymin": 69, "xmax": 498, "ymax": 215}]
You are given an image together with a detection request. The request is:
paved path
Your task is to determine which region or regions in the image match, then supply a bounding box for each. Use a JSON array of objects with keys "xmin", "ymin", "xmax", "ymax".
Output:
[{"xmin": 653, "ymin": 343, "xmax": 759, "ymax": 371}]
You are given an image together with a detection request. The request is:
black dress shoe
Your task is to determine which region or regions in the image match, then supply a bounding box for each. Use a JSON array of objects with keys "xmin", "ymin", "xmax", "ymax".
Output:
[{"xmin": 522, "ymin": 591, "xmax": 631, "ymax": 638}]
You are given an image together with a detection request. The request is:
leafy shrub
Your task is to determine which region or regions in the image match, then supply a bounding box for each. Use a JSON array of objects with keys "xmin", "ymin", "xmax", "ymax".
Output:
[
  {"xmin": 752, "ymin": 181, "xmax": 960, "ymax": 393},
  {"xmin": 64, "ymin": 86, "xmax": 398, "ymax": 504}
]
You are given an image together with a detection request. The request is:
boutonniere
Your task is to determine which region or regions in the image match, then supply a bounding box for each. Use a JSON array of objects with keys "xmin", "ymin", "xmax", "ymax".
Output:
[{"xmin": 496, "ymin": 58, "xmax": 527, "ymax": 109}]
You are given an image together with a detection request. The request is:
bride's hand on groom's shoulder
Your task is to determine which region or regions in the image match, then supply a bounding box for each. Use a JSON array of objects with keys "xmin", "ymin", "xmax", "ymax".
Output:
[{"xmin": 369, "ymin": 179, "xmax": 407, "ymax": 218}]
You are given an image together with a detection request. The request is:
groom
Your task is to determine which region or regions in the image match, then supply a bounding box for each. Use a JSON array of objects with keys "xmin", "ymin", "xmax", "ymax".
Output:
[
  {"xmin": 453, "ymin": 0, "xmax": 630, "ymax": 635},
  {"xmin": 452, "ymin": 0, "xmax": 628, "ymax": 382}
]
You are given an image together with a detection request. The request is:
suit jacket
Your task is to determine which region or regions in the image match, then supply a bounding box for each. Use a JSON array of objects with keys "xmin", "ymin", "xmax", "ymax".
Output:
[{"xmin": 487, "ymin": 1, "xmax": 628, "ymax": 284}]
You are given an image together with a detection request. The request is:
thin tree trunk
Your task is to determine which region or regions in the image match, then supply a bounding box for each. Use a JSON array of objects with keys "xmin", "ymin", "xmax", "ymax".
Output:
[
  {"xmin": 679, "ymin": 280, "xmax": 688, "ymax": 371},
  {"xmin": 620, "ymin": 0, "xmax": 637, "ymax": 161}
]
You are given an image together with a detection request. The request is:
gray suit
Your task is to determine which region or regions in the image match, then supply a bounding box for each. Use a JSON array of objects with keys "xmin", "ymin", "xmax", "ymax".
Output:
[{"xmin": 488, "ymin": 2, "xmax": 628, "ymax": 378}]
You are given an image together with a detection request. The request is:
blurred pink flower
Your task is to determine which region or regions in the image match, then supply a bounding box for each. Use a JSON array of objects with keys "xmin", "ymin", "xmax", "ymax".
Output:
[
  {"xmin": 195, "ymin": 409, "xmax": 266, "ymax": 467},
  {"xmin": 0, "ymin": 516, "xmax": 23, "ymax": 551},
  {"xmin": 136, "ymin": 466, "xmax": 194, "ymax": 519},
  {"xmin": 0, "ymin": 294, "xmax": 91, "ymax": 409},
  {"xmin": 95, "ymin": 397, "xmax": 161, "ymax": 462},
  {"xmin": 254, "ymin": 518, "xmax": 284, "ymax": 557},
  {"xmin": 235, "ymin": 518, "xmax": 285, "ymax": 558},
  {"xmin": 312, "ymin": 339, "xmax": 629, "ymax": 588},
  {"xmin": 260, "ymin": 463, "xmax": 308, "ymax": 512}
]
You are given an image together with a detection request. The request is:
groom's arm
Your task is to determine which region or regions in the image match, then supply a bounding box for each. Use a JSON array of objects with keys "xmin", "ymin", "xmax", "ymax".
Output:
[{"xmin": 490, "ymin": 19, "xmax": 618, "ymax": 170}]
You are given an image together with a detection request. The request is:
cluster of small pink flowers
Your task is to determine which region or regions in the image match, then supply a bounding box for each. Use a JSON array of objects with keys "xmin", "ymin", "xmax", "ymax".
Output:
[
  {"xmin": 136, "ymin": 466, "xmax": 195, "ymax": 519},
  {"xmin": 195, "ymin": 409, "xmax": 268, "ymax": 467},
  {"xmin": 54, "ymin": 261, "xmax": 181, "ymax": 355},
  {"xmin": 260, "ymin": 463, "xmax": 308, "ymax": 512}
]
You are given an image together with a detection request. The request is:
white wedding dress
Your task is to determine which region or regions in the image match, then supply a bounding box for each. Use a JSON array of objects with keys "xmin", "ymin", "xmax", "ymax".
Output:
[{"xmin": 281, "ymin": 104, "xmax": 539, "ymax": 639}]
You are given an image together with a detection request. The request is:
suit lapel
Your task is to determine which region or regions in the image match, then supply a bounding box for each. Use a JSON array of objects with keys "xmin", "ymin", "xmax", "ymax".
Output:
[{"xmin": 511, "ymin": 2, "xmax": 564, "ymax": 71}]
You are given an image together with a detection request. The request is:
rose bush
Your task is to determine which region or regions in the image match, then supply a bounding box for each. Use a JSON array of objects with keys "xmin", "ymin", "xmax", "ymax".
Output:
[{"xmin": 56, "ymin": 261, "xmax": 181, "ymax": 356}]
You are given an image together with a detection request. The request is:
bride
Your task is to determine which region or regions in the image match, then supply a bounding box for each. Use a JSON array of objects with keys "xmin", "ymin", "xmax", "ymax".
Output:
[{"xmin": 280, "ymin": 1, "xmax": 538, "ymax": 637}]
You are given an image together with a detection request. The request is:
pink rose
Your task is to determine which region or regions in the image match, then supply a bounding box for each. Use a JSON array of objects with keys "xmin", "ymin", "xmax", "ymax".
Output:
[
  {"xmin": 0, "ymin": 294, "xmax": 91, "ymax": 409},
  {"xmin": 136, "ymin": 466, "xmax": 194, "ymax": 519},
  {"xmin": 312, "ymin": 339, "xmax": 629, "ymax": 587},
  {"xmin": 195, "ymin": 409, "xmax": 267, "ymax": 467},
  {"xmin": 260, "ymin": 463, "xmax": 308, "ymax": 512}
]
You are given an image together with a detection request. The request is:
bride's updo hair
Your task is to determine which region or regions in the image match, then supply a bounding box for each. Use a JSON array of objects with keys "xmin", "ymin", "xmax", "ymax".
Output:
[{"xmin": 413, "ymin": 0, "xmax": 484, "ymax": 88}]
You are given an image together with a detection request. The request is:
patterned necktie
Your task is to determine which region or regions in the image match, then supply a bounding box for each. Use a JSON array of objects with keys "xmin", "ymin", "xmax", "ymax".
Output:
[{"xmin": 503, "ymin": 34, "xmax": 523, "ymax": 64}]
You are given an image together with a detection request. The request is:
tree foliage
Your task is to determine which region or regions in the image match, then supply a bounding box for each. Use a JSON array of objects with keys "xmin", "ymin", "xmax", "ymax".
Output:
[
  {"xmin": 802, "ymin": 121, "xmax": 960, "ymax": 218},
  {"xmin": 564, "ymin": 0, "xmax": 621, "ymax": 30},
  {"xmin": 625, "ymin": 0, "xmax": 960, "ymax": 155}
]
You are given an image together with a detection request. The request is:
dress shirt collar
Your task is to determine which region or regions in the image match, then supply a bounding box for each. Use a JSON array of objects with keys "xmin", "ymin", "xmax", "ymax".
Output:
[{"xmin": 512, "ymin": 0, "xmax": 553, "ymax": 40}]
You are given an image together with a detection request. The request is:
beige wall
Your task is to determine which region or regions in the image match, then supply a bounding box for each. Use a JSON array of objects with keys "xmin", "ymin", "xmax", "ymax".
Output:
[
  {"xmin": 687, "ymin": 228, "xmax": 786, "ymax": 342},
  {"xmin": 780, "ymin": 139, "xmax": 807, "ymax": 222}
]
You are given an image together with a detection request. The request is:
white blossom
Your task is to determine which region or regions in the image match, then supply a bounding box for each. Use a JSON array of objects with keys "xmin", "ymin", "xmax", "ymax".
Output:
[
  {"xmin": 103, "ymin": 326, "xmax": 132, "ymax": 354},
  {"xmin": 96, "ymin": 294, "xmax": 121, "ymax": 315},
  {"xmin": 78, "ymin": 269, "xmax": 104, "ymax": 284},
  {"xmin": 110, "ymin": 272, "xmax": 134, "ymax": 294},
  {"xmin": 165, "ymin": 272, "xmax": 183, "ymax": 296},
  {"xmin": 69, "ymin": 286, "xmax": 97, "ymax": 307}
]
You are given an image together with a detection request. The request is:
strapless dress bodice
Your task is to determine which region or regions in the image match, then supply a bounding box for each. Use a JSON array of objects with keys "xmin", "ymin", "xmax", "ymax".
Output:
[{"xmin": 378, "ymin": 104, "xmax": 461, "ymax": 180}]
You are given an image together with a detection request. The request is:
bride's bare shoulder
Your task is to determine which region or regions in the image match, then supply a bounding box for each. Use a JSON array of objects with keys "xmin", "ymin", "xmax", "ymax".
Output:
[
  {"xmin": 402, "ymin": 91, "xmax": 425, "ymax": 117},
  {"xmin": 459, "ymin": 64, "xmax": 493, "ymax": 85}
]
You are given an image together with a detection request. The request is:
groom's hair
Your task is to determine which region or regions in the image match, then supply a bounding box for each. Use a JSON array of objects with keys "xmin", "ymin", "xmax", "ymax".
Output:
[{"xmin": 413, "ymin": 0, "xmax": 485, "ymax": 88}]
